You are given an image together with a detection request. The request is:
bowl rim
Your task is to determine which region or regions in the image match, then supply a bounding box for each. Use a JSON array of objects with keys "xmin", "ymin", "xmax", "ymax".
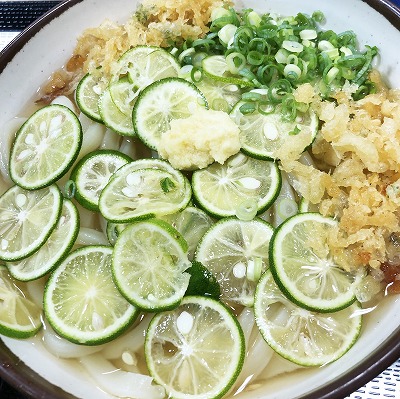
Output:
[{"xmin": 1, "ymin": 0, "xmax": 400, "ymax": 398}]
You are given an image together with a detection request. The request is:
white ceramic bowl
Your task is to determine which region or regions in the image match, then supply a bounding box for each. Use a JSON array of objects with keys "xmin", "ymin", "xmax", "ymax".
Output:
[{"xmin": 1, "ymin": 1, "xmax": 400, "ymax": 398}]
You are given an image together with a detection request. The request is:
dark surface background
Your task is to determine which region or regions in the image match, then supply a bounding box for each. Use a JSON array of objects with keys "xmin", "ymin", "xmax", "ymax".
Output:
[{"xmin": 1, "ymin": 0, "xmax": 400, "ymax": 398}]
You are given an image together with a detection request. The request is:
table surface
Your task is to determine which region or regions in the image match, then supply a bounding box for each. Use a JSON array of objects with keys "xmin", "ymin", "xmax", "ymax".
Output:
[{"xmin": 0, "ymin": 1, "xmax": 400, "ymax": 398}]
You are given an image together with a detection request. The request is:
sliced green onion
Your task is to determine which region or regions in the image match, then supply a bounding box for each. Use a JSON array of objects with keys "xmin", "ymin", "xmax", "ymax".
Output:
[
  {"xmin": 324, "ymin": 66, "xmax": 340, "ymax": 84},
  {"xmin": 300, "ymin": 29, "xmax": 318, "ymax": 40},
  {"xmin": 275, "ymin": 48, "xmax": 290, "ymax": 64},
  {"xmin": 190, "ymin": 67, "xmax": 203, "ymax": 83},
  {"xmin": 312, "ymin": 10, "xmax": 325, "ymax": 23},
  {"xmin": 258, "ymin": 101, "xmax": 275, "ymax": 115},
  {"xmin": 280, "ymin": 94, "xmax": 297, "ymax": 122},
  {"xmin": 247, "ymin": 50, "xmax": 265, "ymax": 66},
  {"xmin": 318, "ymin": 40, "xmax": 336, "ymax": 52},
  {"xmin": 192, "ymin": 52, "xmax": 208, "ymax": 68},
  {"xmin": 226, "ymin": 52, "xmax": 246, "ymax": 74},
  {"xmin": 284, "ymin": 64, "xmax": 302, "ymax": 82},
  {"xmin": 235, "ymin": 199, "xmax": 258, "ymax": 221},
  {"xmin": 239, "ymin": 102, "xmax": 257, "ymax": 114},
  {"xmin": 178, "ymin": 47, "xmax": 195, "ymax": 63},
  {"xmin": 218, "ymin": 24, "xmax": 238, "ymax": 46},
  {"xmin": 241, "ymin": 91, "xmax": 264, "ymax": 102},
  {"xmin": 246, "ymin": 10, "xmax": 262, "ymax": 27},
  {"xmin": 246, "ymin": 257, "xmax": 263, "ymax": 282},
  {"xmin": 282, "ymin": 40, "xmax": 304, "ymax": 53},
  {"xmin": 63, "ymin": 180, "xmax": 76, "ymax": 199},
  {"xmin": 268, "ymin": 79, "xmax": 292, "ymax": 103},
  {"xmin": 211, "ymin": 98, "xmax": 230, "ymax": 112}
]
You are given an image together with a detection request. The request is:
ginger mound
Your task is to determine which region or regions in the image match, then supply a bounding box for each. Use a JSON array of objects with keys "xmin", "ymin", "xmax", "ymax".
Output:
[
  {"xmin": 282, "ymin": 73, "xmax": 400, "ymax": 271},
  {"xmin": 157, "ymin": 107, "xmax": 241, "ymax": 170}
]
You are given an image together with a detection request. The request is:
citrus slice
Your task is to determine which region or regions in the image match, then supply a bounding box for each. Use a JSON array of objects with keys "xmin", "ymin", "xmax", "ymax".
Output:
[
  {"xmin": 195, "ymin": 217, "xmax": 274, "ymax": 306},
  {"xmin": 230, "ymin": 101, "xmax": 318, "ymax": 160},
  {"xmin": 109, "ymin": 77, "xmax": 137, "ymax": 116},
  {"xmin": 194, "ymin": 77, "xmax": 242, "ymax": 113},
  {"xmin": 0, "ymin": 185, "xmax": 62, "ymax": 261},
  {"xmin": 118, "ymin": 45, "xmax": 180, "ymax": 89},
  {"xmin": 160, "ymin": 206, "xmax": 214, "ymax": 260},
  {"xmin": 202, "ymin": 55, "xmax": 253, "ymax": 87},
  {"xmin": 145, "ymin": 295, "xmax": 245, "ymax": 399},
  {"xmin": 254, "ymin": 269, "xmax": 362, "ymax": 366},
  {"xmin": 192, "ymin": 152, "xmax": 281, "ymax": 218},
  {"xmin": 70, "ymin": 149, "xmax": 132, "ymax": 211},
  {"xmin": 9, "ymin": 104, "xmax": 82, "ymax": 189},
  {"xmin": 7, "ymin": 199, "xmax": 79, "ymax": 281},
  {"xmin": 0, "ymin": 265, "xmax": 42, "ymax": 338},
  {"xmin": 99, "ymin": 162, "xmax": 191, "ymax": 223},
  {"xmin": 132, "ymin": 77, "xmax": 207, "ymax": 150},
  {"xmin": 298, "ymin": 197, "xmax": 319, "ymax": 213},
  {"xmin": 270, "ymin": 212, "xmax": 357, "ymax": 312},
  {"xmin": 112, "ymin": 219, "xmax": 190, "ymax": 311},
  {"xmin": 98, "ymin": 87, "xmax": 135, "ymax": 136},
  {"xmin": 43, "ymin": 246, "xmax": 138, "ymax": 345},
  {"xmin": 75, "ymin": 72, "xmax": 104, "ymax": 123}
]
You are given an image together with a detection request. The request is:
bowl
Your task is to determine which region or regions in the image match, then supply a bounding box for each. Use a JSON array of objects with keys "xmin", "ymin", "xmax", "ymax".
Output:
[{"xmin": 1, "ymin": 0, "xmax": 400, "ymax": 398}]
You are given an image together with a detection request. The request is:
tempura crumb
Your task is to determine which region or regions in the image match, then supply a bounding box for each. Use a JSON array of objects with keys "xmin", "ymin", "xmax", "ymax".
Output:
[{"xmin": 282, "ymin": 76, "xmax": 400, "ymax": 270}]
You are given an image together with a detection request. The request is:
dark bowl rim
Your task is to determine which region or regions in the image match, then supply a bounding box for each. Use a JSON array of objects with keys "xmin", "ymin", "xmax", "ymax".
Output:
[{"xmin": 1, "ymin": 0, "xmax": 400, "ymax": 398}]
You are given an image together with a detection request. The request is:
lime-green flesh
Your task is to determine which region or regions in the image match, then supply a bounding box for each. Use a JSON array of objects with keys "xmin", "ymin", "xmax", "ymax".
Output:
[
  {"xmin": 202, "ymin": 55, "xmax": 253, "ymax": 87},
  {"xmin": 9, "ymin": 104, "xmax": 82, "ymax": 189},
  {"xmin": 0, "ymin": 265, "xmax": 42, "ymax": 338},
  {"xmin": 195, "ymin": 217, "xmax": 273, "ymax": 306},
  {"xmin": 44, "ymin": 246, "xmax": 138, "ymax": 345},
  {"xmin": 0, "ymin": 185, "xmax": 62, "ymax": 261},
  {"xmin": 7, "ymin": 199, "xmax": 79, "ymax": 281},
  {"xmin": 270, "ymin": 213, "xmax": 357, "ymax": 312},
  {"xmin": 99, "ymin": 88, "xmax": 135, "ymax": 136},
  {"xmin": 145, "ymin": 296, "xmax": 245, "ymax": 399},
  {"xmin": 254, "ymin": 269, "xmax": 362, "ymax": 366},
  {"xmin": 99, "ymin": 163, "xmax": 191, "ymax": 223},
  {"xmin": 192, "ymin": 152, "xmax": 281, "ymax": 218},
  {"xmin": 112, "ymin": 219, "xmax": 190, "ymax": 311},
  {"xmin": 230, "ymin": 102, "xmax": 318, "ymax": 160},
  {"xmin": 161, "ymin": 206, "xmax": 213, "ymax": 260},
  {"xmin": 133, "ymin": 77, "xmax": 207, "ymax": 150},
  {"xmin": 76, "ymin": 72, "xmax": 103, "ymax": 123},
  {"xmin": 71, "ymin": 149, "xmax": 131, "ymax": 211}
]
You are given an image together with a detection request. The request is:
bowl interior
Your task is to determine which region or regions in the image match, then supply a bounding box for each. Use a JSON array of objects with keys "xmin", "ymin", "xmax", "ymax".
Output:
[{"xmin": 1, "ymin": 1, "xmax": 400, "ymax": 398}]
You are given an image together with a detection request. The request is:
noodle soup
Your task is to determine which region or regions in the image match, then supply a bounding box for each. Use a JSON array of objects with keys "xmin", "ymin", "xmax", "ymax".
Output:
[{"xmin": 1, "ymin": 1, "xmax": 400, "ymax": 399}]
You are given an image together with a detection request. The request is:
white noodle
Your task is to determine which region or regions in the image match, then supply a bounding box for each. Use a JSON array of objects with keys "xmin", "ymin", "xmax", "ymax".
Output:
[
  {"xmin": 119, "ymin": 136, "xmax": 139, "ymax": 160},
  {"xmin": 0, "ymin": 174, "xmax": 10, "ymax": 196},
  {"xmin": 258, "ymin": 353, "xmax": 304, "ymax": 380},
  {"xmin": 78, "ymin": 122, "xmax": 106, "ymax": 161},
  {"xmin": 0, "ymin": 117, "xmax": 26, "ymax": 182},
  {"xmin": 26, "ymin": 276, "xmax": 47, "ymax": 308},
  {"xmin": 286, "ymin": 150, "xmax": 316, "ymax": 195},
  {"xmin": 100, "ymin": 128, "xmax": 122, "ymax": 150},
  {"xmin": 76, "ymin": 227, "xmax": 109, "ymax": 246},
  {"xmin": 79, "ymin": 113, "xmax": 94, "ymax": 132},
  {"xmin": 79, "ymin": 353, "xmax": 165, "ymax": 399},
  {"xmin": 233, "ymin": 333, "xmax": 274, "ymax": 395},
  {"xmin": 42, "ymin": 320, "xmax": 104, "ymax": 359},
  {"xmin": 51, "ymin": 95, "xmax": 77, "ymax": 113},
  {"xmin": 101, "ymin": 314, "xmax": 152, "ymax": 359},
  {"xmin": 74, "ymin": 202, "xmax": 98, "ymax": 229},
  {"xmin": 99, "ymin": 215, "xmax": 109, "ymax": 237},
  {"xmin": 237, "ymin": 307, "xmax": 256, "ymax": 346}
]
